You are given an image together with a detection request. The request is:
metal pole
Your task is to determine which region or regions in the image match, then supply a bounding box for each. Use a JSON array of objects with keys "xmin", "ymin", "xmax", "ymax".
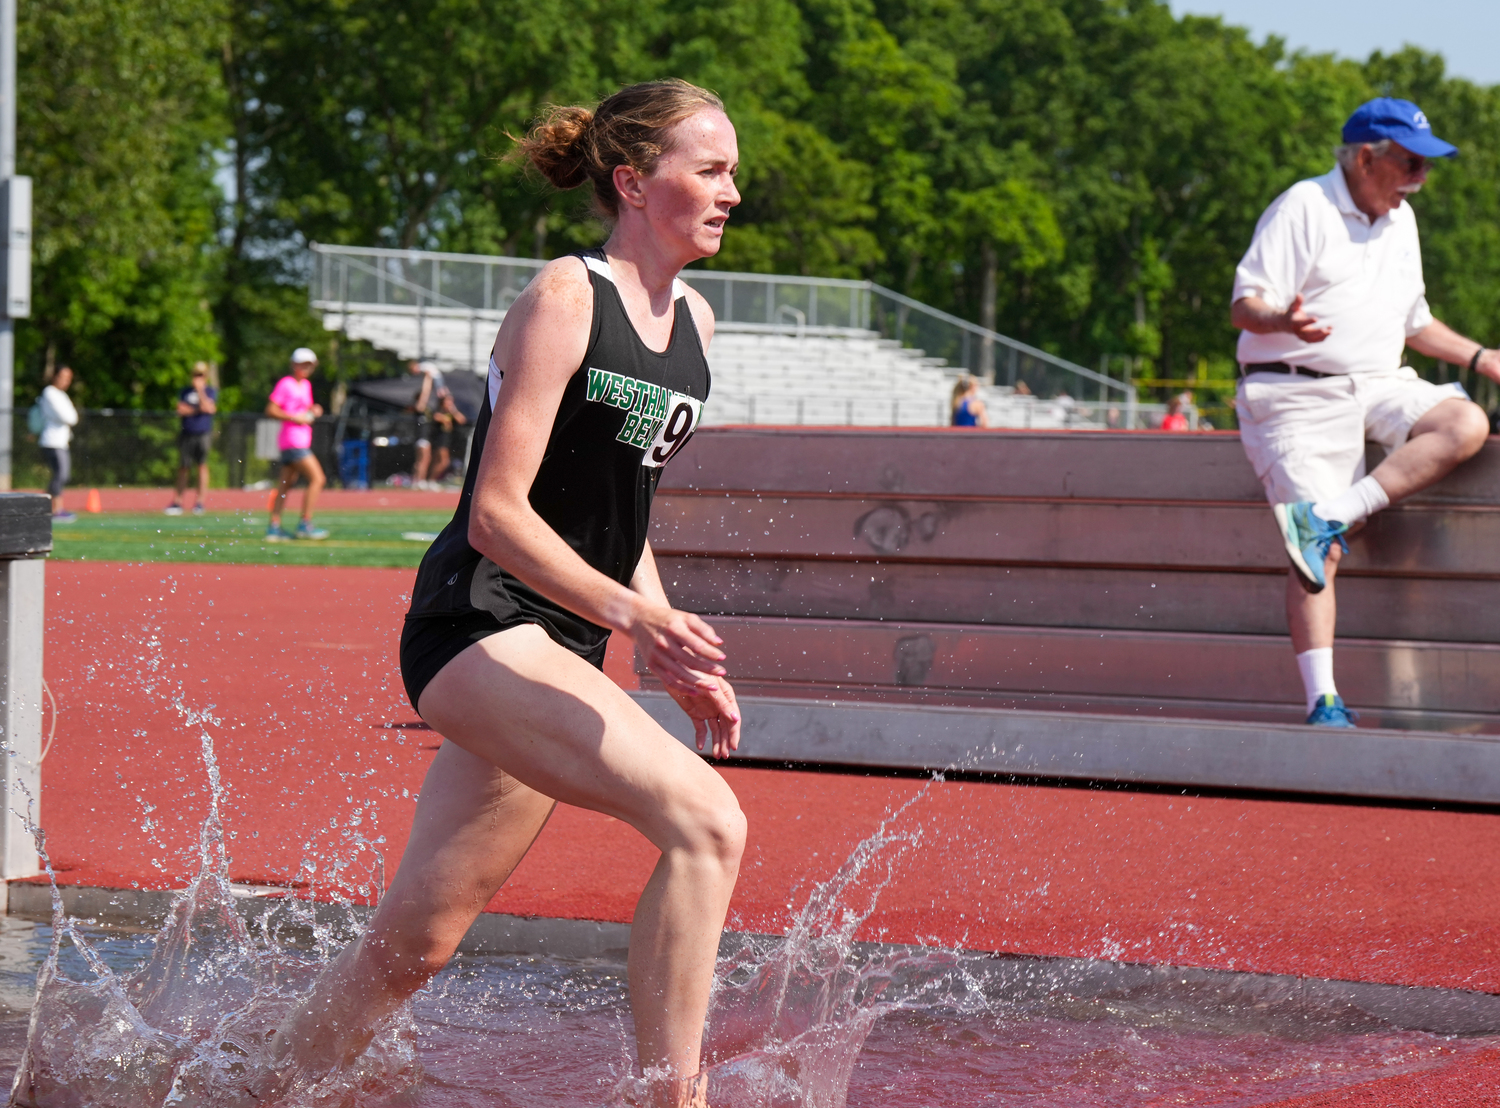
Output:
[{"xmin": 0, "ymin": 0, "xmax": 17, "ymax": 492}]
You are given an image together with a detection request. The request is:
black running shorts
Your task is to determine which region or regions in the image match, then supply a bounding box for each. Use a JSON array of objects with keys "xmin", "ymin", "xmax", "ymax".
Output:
[{"xmin": 399, "ymin": 610, "xmax": 609, "ymax": 714}]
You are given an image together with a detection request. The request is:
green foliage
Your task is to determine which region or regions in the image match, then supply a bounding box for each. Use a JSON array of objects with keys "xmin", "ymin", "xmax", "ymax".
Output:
[
  {"xmin": 19, "ymin": 0, "xmax": 1500, "ymax": 412},
  {"xmin": 18, "ymin": 0, "xmax": 227, "ymax": 409}
]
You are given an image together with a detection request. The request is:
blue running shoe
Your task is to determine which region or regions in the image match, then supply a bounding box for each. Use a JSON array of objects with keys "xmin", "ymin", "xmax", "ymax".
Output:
[
  {"xmin": 294, "ymin": 520, "xmax": 329, "ymax": 541},
  {"xmin": 1272, "ymin": 501, "xmax": 1348, "ymax": 592},
  {"xmin": 265, "ymin": 524, "xmax": 291, "ymax": 542},
  {"xmin": 1306, "ymin": 694, "xmax": 1358, "ymax": 728}
]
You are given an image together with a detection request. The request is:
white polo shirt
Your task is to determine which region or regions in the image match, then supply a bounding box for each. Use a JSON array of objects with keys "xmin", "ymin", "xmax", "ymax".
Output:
[{"xmin": 1233, "ymin": 164, "xmax": 1432, "ymax": 375}]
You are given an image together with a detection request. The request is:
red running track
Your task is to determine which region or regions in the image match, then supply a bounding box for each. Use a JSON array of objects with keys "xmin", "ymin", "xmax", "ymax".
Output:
[
  {"xmin": 37, "ymin": 561, "xmax": 1500, "ymax": 1104},
  {"xmin": 37, "ymin": 560, "xmax": 1500, "ymax": 996}
]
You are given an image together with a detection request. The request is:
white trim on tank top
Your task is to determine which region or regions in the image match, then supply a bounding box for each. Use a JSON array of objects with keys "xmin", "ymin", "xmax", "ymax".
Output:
[
  {"xmin": 582, "ymin": 253, "xmax": 689, "ymax": 300},
  {"xmin": 487, "ymin": 259, "xmax": 693, "ymax": 408},
  {"xmin": 487, "ymin": 350, "xmax": 503, "ymax": 410}
]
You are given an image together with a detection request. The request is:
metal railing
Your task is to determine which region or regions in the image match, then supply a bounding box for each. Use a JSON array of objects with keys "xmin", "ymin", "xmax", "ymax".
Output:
[
  {"xmin": 310, "ymin": 244, "xmax": 1137, "ymax": 411},
  {"xmin": 710, "ymin": 394, "xmax": 1165, "ymax": 430}
]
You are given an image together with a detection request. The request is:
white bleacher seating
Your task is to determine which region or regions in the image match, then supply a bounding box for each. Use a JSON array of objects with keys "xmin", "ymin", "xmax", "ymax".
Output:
[{"xmin": 326, "ymin": 310, "xmax": 1119, "ymax": 430}]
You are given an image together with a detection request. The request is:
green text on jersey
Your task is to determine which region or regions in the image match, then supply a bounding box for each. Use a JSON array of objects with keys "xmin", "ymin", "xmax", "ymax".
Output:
[{"xmin": 585, "ymin": 366, "xmax": 702, "ymax": 468}]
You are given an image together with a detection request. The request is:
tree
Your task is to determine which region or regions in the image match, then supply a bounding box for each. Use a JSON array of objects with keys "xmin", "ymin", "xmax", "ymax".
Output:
[
  {"xmin": 20, "ymin": 0, "xmax": 1500, "ymax": 416},
  {"xmin": 18, "ymin": 0, "xmax": 227, "ymax": 409}
]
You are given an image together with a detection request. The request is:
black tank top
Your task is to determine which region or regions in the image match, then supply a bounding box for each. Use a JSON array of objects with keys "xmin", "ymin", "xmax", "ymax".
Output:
[{"xmin": 403, "ymin": 249, "xmax": 711, "ymax": 660}]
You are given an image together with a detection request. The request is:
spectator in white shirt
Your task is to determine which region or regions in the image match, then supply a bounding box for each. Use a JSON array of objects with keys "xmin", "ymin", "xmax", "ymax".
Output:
[
  {"xmin": 37, "ymin": 365, "xmax": 80, "ymax": 522},
  {"xmin": 1231, "ymin": 97, "xmax": 1498, "ymax": 728}
]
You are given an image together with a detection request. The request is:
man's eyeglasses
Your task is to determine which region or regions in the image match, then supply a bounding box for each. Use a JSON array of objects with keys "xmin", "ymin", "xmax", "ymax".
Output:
[{"xmin": 1385, "ymin": 148, "xmax": 1428, "ymax": 176}]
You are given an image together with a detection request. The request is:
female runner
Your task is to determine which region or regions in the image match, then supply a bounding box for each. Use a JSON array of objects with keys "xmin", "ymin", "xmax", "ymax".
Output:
[{"xmin": 270, "ymin": 79, "xmax": 746, "ymax": 1106}]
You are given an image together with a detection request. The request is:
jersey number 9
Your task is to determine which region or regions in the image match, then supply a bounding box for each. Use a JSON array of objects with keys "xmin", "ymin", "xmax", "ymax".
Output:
[{"xmin": 644, "ymin": 395, "xmax": 703, "ymax": 469}]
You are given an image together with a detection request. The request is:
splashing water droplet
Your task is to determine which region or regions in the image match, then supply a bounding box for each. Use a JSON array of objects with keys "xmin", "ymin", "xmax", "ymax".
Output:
[{"xmin": 10, "ymin": 733, "xmax": 417, "ymax": 1108}]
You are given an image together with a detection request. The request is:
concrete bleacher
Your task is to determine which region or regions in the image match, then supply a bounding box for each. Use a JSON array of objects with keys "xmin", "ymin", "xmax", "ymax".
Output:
[
  {"xmin": 326, "ymin": 307, "xmax": 502, "ymax": 377},
  {"xmin": 700, "ymin": 330, "xmax": 1119, "ymax": 429},
  {"xmin": 701, "ymin": 330, "xmax": 953, "ymax": 426},
  {"xmin": 325, "ymin": 308, "xmax": 1139, "ymax": 430}
]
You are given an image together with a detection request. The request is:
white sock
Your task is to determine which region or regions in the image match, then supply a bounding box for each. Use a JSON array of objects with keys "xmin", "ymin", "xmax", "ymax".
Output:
[
  {"xmin": 1296, "ymin": 647, "xmax": 1337, "ymax": 713},
  {"xmin": 1313, "ymin": 476, "xmax": 1390, "ymax": 527}
]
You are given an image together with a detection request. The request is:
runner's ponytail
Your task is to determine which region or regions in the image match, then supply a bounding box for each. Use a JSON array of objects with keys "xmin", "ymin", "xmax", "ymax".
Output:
[
  {"xmin": 517, "ymin": 105, "xmax": 595, "ymax": 192},
  {"xmin": 514, "ymin": 80, "xmax": 725, "ymax": 218}
]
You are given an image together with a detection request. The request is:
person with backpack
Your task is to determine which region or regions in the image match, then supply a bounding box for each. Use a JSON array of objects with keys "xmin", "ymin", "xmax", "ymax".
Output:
[{"xmin": 35, "ymin": 366, "xmax": 79, "ymax": 522}]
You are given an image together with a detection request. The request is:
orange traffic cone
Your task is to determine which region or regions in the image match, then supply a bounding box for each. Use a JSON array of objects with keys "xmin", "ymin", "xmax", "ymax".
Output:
[{"xmin": 85, "ymin": 488, "xmax": 102, "ymax": 513}]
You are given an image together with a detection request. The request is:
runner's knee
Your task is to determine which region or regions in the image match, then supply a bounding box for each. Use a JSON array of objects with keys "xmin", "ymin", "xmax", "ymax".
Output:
[{"xmin": 678, "ymin": 783, "xmax": 746, "ymax": 871}]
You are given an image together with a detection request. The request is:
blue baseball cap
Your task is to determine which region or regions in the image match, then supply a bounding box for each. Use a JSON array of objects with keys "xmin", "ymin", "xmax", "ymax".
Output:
[{"xmin": 1342, "ymin": 97, "xmax": 1458, "ymax": 158}]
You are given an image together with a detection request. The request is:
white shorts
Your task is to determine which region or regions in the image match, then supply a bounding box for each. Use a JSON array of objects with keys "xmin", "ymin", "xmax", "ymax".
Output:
[{"xmin": 1236, "ymin": 368, "xmax": 1467, "ymax": 504}]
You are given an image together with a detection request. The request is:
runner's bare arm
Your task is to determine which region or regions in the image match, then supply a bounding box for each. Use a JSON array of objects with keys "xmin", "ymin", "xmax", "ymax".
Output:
[
  {"xmin": 469, "ymin": 257, "xmax": 732, "ymax": 699},
  {"xmin": 265, "ymin": 402, "xmax": 317, "ymax": 423}
]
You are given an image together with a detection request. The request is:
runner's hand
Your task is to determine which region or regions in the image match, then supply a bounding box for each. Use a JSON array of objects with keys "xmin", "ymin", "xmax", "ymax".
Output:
[
  {"xmin": 1281, "ymin": 295, "xmax": 1333, "ymax": 343},
  {"xmin": 629, "ymin": 604, "xmax": 729, "ymax": 696},
  {"xmin": 669, "ymin": 675, "xmax": 742, "ymax": 758}
]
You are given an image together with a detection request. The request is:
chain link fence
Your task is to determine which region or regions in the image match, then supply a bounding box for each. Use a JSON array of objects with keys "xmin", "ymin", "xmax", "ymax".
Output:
[
  {"xmin": 9, "ymin": 408, "xmax": 465, "ymax": 491},
  {"xmin": 12, "ymin": 410, "xmax": 187, "ymax": 490}
]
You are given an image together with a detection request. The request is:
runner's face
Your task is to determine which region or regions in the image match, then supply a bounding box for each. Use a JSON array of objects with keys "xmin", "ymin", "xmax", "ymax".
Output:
[{"xmin": 639, "ymin": 110, "xmax": 740, "ymax": 260}]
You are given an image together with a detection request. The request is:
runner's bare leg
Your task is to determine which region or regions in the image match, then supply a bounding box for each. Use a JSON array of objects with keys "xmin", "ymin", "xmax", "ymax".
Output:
[
  {"xmin": 269, "ymin": 465, "xmax": 297, "ymax": 529},
  {"xmin": 273, "ymin": 626, "xmax": 743, "ymax": 1107},
  {"xmin": 295, "ymin": 455, "xmax": 325, "ymax": 522}
]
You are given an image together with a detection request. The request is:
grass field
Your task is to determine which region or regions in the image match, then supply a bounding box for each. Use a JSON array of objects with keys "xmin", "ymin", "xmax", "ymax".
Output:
[{"xmin": 50, "ymin": 510, "xmax": 454, "ymax": 567}]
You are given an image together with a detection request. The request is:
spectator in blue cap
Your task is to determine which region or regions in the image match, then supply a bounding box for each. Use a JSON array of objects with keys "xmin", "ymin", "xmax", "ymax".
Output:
[{"xmin": 1229, "ymin": 98, "xmax": 1498, "ymax": 729}]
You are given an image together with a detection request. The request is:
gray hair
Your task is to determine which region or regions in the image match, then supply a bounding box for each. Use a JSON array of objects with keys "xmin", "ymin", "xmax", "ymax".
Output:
[{"xmin": 1334, "ymin": 138, "xmax": 1393, "ymax": 169}]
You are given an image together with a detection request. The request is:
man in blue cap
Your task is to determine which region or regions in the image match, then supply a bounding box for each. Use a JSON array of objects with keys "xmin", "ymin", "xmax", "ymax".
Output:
[{"xmin": 1230, "ymin": 98, "xmax": 1497, "ymax": 728}]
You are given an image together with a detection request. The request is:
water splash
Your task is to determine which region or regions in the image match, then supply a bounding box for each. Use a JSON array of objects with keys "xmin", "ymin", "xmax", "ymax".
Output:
[
  {"xmin": 10, "ymin": 746, "xmax": 955, "ymax": 1108},
  {"xmin": 609, "ymin": 780, "xmax": 982, "ymax": 1108},
  {"xmin": 9, "ymin": 732, "xmax": 417, "ymax": 1108}
]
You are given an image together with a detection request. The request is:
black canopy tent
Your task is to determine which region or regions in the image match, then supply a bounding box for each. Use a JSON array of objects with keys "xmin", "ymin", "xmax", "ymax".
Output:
[
  {"xmin": 345, "ymin": 370, "xmax": 484, "ymax": 421},
  {"xmin": 334, "ymin": 370, "xmax": 484, "ymax": 486}
]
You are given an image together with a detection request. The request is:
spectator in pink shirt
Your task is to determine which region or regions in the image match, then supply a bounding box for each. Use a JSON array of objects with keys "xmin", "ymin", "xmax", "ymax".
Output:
[{"xmin": 265, "ymin": 347, "xmax": 329, "ymax": 541}]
